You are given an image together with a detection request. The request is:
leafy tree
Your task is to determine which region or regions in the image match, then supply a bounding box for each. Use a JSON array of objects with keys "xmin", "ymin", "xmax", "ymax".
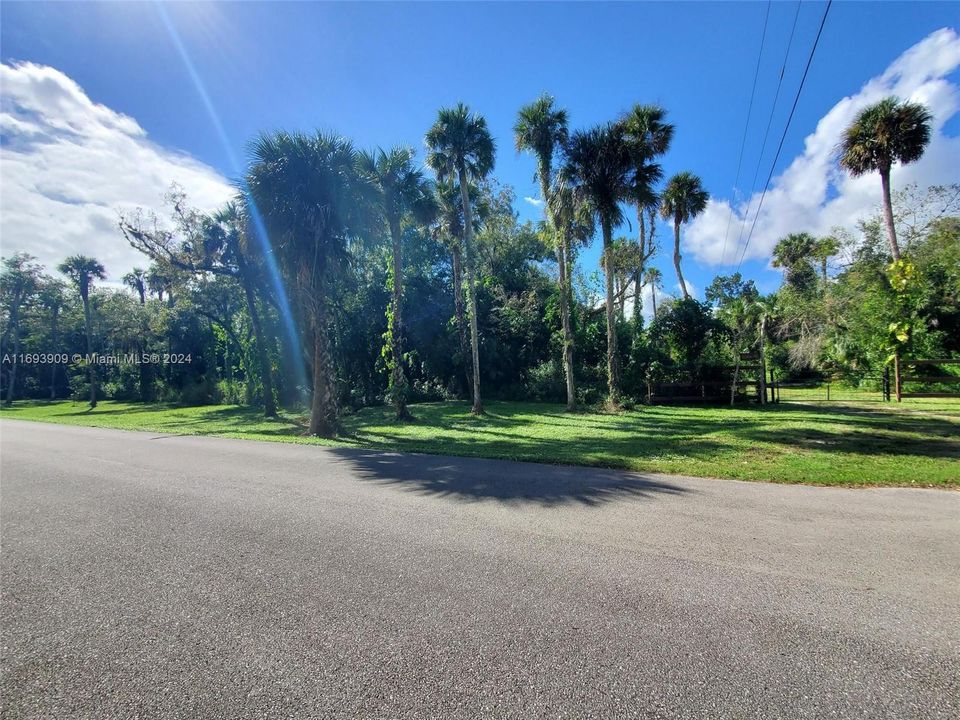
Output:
[
  {"xmin": 660, "ymin": 172, "xmax": 708, "ymax": 301},
  {"xmin": 57, "ymin": 255, "xmax": 106, "ymax": 407},
  {"xmin": 38, "ymin": 278, "xmax": 68, "ymax": 399},
  {"xmin": 563, "ymin": 122, "xmax": 632, "ymax": 404},
  {"xmin": 1, "ymin": 254, "xmax": 42, "ymax": 404},
  {"xmin": 838, "ymin": 97, "xmax": 932, "ymax": 260},
  {"xmin": 650, "ymin": 298, "xmax": 726, "ymax": 380},
  {"xmin": 425, "ymin": 103, "xmax": 496, "ymax": 414}
]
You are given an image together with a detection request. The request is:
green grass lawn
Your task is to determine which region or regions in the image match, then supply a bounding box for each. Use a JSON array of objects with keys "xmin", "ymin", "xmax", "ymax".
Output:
[{"xmin": 2, "ymin": 398, "xmax": 958, "ymax": 486}]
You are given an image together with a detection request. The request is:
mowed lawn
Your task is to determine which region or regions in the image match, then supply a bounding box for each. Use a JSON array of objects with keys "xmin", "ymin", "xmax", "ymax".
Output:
[{"xmin": 2, "ymin": 399, "xmax": 958, "ymax": 486}]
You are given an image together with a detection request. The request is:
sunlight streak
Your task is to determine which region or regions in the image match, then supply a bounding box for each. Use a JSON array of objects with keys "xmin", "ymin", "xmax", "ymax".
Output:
[{"xmin": 154, "ymin": 1, "xmax": 307, "ymax": 397}]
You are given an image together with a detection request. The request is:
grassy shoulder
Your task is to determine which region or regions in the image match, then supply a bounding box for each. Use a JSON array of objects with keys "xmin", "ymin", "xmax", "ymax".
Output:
[{"xmin": 2, "ymin": 398, "xmax": 958, "ymax": 486}]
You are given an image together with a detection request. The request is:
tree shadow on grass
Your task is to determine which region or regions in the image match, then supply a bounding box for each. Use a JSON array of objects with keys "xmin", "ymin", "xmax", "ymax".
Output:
[
  {"xmin": 766, "ymin": 402, "xmax": 960, "ymax": 438},
  {"xmin": 745, "ymin": 426, "xmax": 960, "ymax": 459},
  {"xmin": 326, "ymin": 446, "xmax": 691, "ymax": 507}
]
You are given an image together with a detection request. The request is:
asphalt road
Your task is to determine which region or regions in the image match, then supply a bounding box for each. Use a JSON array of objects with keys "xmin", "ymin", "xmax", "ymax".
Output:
[{"xmin": 1, "ymin": 419, "xmax": 958, "ymax": 719}]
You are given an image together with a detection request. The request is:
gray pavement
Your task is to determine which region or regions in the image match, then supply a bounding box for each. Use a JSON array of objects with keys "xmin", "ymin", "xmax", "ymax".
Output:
[{"xmin": 1, "ymin": 419, "xmax": 958, "ymax": 719}]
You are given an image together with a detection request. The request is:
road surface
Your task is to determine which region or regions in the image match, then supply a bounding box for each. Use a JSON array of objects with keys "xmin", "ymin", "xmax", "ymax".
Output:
[{"xmin": 1, "ymin": 419, "xmax": 958, "ymax": 719}]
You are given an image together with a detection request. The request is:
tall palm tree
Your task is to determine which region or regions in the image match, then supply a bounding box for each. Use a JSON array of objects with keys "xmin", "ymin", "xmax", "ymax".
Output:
[
  {"xmin": 563, "ymin": 123, "xmax": 632, "ymax": 404},
  {"xmin": 549, "ymin": 179, "xmax": 594, "ymax": 326},
  {"xmin": 838, "ymin": 97, "xmax": 932, "ymax": 261},
  {"xmin": 360, "ymin": 147, "xmax": 436, "ymax": 419},
  {"xmin": 425, "ymin": 103, "xmax": 495, "ymax": 415},
  {"xmin": 620, "ymin": 104, "xmax": 674, "ymax": 320},
  {"xmin": 432, "ymin": 181, "xmax": 479, "ymax": 396},
  {"xmin": 247, "ymin": 131, "xmax": 372, "ymax": 437},
  {"xmin": 660, "ymin": 172, "xmax": 709, "ymax": 301},
  {"xmin": 58, "ymin": 255, "xmax": 106, "ymax": 407},
  {"xmin": 123, "ymin": 268, "xmax": 147, "ymax": 304},
  {"xmin": 641, "ymin": 267, "xmax": 662, "ymax": 319},
  {"xmin": 514, "ymin": 94, "xmax": 578, "ymax": 410}
]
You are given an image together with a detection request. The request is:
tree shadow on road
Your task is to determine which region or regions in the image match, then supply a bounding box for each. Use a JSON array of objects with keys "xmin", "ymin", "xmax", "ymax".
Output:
[{"xmin": 326, "ymin": 447, "xmax": 690, "ymax": 507}]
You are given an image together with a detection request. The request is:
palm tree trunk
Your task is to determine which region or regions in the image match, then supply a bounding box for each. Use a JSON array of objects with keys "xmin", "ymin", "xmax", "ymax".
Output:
[
  {"xmin": 451, "ymin": 244, "xmax": 471, "ymax": 395},
  {"xmin": 556, "ymin": 230, "xmax": 576, "ymax": 411},
  {"xmin": 457, "ymin": 164, "xmax": 482, "ymax": 415},
  {"xmin": 651, "ymin": 284, "xmax": 657, "ymax": 317},
  {"xmin": 83, "ymin": 297, "xmax": 97, "ymax": 408},
  {"xmin": 879, "ymin": 167, "xmax": 901, "ymax": 261},
  {"xmin": 238, "ymin": 257, "xmax": 276, "ymax": 417},
  {"xmin": 308, "ymin": 295, "xmax": 338, "ymax": 437},
  {"xmin": 759, "ymin": 315, "xmax": 767, "ymax": 406},
  {"xmin": 633, "ymin": 204, "xmax": 645, "ymax": 323},
  {"xmin": 388, "ymin": 218, "xmax": 410, "ymax": 419},
  {"xmin": 50, "ymin": 306, "xmax": 60, "ymax": 400},
  {"xmin": 540, "ymin": 165, "xmax": 576, "ymax": 411},
  {"xmin": 673, "ymin": 216, "xmax": 689, "ymax": 300},
  {"xmin": 730, "ymin": 334, "xmax": 741, "ymax": 407},
  {"xmin": 602, "ymin": 216, "xmax": 620, "ymax": 405}
]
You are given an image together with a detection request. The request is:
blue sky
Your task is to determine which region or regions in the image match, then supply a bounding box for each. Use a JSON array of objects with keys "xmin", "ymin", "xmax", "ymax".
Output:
[{"xmin": 2, "ymin": 1, "xmax": 958, "ymax": 303}]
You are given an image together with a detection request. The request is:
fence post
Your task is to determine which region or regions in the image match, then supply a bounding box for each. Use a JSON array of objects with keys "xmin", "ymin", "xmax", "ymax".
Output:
[{"xmin": 826, "ymin": 383, "xmax": 830, "ymax": 401}]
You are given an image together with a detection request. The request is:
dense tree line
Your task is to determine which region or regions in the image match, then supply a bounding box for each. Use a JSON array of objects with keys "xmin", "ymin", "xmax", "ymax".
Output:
[{"xmin": 2, "ymin": 97, "xmax": 956, "ymax": 435}]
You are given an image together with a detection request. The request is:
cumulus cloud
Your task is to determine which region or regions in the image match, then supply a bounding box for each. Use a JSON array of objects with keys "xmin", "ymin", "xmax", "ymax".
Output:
[
  {"xmin": 687, "ymin": 28, "xmax": 960, "ymax": 267},
  {"xmin": 0, "ymin": 62, "xmax": 233, "ymax": 280},
  {"xmin": 524, "ymin": 196, "xmax": 544, "ymax": 208}
]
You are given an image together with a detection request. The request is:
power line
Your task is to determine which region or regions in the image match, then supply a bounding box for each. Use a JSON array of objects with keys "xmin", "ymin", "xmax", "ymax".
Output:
[
  {"xmin": 720, "ymin": 0, "xmax": 772, "ymax": 267},
  {"xmin": 736, "ymin": 0, "xmax": 833, "ymax": 271},
  {"xmin": 730, "ymin": 0, "xmax": 802, "ymax": 266}
]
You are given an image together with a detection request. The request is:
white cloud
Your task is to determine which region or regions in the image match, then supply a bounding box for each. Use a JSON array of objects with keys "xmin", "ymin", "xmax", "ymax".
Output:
[
  {"xmin": 524, "ymin": 196, "xmax": 544, "ymax": 208},
  {"xmin": 0, "ymin": 62, "xmax": 233, "ymax": 280},
  {"xmin": 686, "ymin": 28, "xmax": 960, "ymax": 267}
]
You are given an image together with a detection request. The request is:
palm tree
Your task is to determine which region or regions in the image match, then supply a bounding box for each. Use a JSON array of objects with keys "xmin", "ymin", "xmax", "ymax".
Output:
[
  {"xmin": 514, "ymin": 94, "xmax": 578, "ymax": 410},
  {"xmin": 425, "ymin": 103, "xmax": 495, "ymax": 415},
  {"xmin": 772, "ymin": 232, "xmax": 818, "ymax": 291},
  {"xmin": 146, "ymin": 265, "xmax": 171, "ymax": 304},
  {"xmin": 812, "ymin": 236, "xmax": 840, "ymax": 283},
  {"xmin": 432, "ymin": 182, "xmax": 473, "ymax": 394},
  {"xmin": 660, "ymin": 172, "xmax": 709, "ymax": 301},
  {"xmin": 123, "ymin": 268, "xmax": 147, "ymax": 304},
  {"xmin": 360, "ymin": 146, "xmax": 436, "ymax": 419},
  {"xmin": 247, "ymin": 131, "xmax": 372, "ymax": 437},
  {"xmin": 754, "ymin": 295, "xmax": 777, "ymax": 405},
  {"xmin": 58, "ymin": 255, "xmax": 106, "ymax": 408},
  {"xmin": 621, "ymin": 104, "xmax": 674, "ymax": 320},
  {"xmin": 643, "ymin": 267, "xmax": 663, "ymax": 318},
  {"xmin": 838, "ymin": 97, "xmax": 932, "ymax": 261},
  {"xmin": 563, "ymin": 123, "xmax": 632, "ymax": 404},
  {"xmin": 38, "ymin": 278, "xmax": 67, "ymax": 400}
]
